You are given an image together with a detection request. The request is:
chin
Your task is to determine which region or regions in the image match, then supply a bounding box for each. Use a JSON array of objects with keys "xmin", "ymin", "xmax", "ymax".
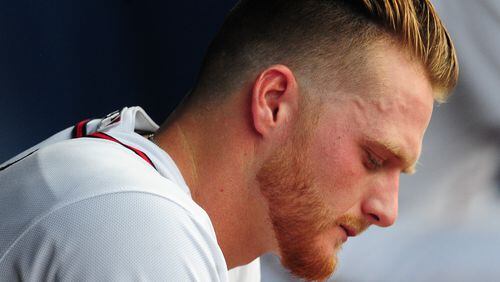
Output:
[{"xmin": 280, "ymin": 235, "xmax": 341, "ymax": 281}]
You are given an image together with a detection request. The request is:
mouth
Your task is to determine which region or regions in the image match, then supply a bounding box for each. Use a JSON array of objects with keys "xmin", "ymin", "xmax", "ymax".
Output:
[{"xmin": 340, "ymin": 224, "xmax": 357, "ymax": 237}]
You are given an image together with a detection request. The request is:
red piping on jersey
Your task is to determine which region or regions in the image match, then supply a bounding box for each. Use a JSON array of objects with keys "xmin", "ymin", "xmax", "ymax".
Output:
[
  {"xmin": 72, "ymin": 119, "xmax": 91, "ymax": 138},
  {"xmin": 73, "ymin": 119, "xmax": 156, "ymax": 170},
  {"xmin": 86, "ymin": 132, "xmax": 156, "ymax": 168}
]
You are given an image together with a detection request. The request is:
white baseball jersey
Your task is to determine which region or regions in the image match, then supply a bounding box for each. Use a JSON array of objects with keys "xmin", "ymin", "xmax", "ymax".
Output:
[{"xmin": 0, "ymin": 106, "xmax": 259, "ymax": 281}]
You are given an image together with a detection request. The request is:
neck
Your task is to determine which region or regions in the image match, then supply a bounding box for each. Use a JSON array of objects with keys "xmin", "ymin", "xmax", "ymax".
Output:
[{"xmin": 154, "ymin": 107, "xmax": 276, "ymax": 268}]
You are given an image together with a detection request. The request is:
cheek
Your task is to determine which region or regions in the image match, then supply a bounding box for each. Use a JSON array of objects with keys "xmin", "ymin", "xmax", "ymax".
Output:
[{"xmin": 310, "ymin": 137, "xmax": 364, "ymax": 212}]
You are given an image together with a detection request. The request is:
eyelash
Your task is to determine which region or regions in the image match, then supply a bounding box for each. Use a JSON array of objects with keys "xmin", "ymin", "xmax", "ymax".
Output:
[{"xmin": 365, "ymin": 150, "xmax": 383, "ymax": 170}]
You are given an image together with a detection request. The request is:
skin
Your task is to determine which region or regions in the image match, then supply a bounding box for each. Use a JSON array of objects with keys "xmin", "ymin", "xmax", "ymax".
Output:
[{"xmin": 153, "ymin": 41, "xmax": 434, "ymax": 280}]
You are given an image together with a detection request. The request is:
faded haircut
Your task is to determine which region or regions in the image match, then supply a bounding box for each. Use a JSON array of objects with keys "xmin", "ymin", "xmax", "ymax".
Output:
[{"xmin": 190, "ymin": 0, "xmax": 458, "ymax": 105}]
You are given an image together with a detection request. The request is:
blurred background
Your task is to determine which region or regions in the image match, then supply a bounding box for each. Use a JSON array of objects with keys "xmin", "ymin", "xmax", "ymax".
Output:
[
  {"xmin": 1, "ymin": 0, "xmax": 499, "ymax": 281},
  {"xmin": 0, "ymin": 0, "xmax": 238, "ymax": 162}
]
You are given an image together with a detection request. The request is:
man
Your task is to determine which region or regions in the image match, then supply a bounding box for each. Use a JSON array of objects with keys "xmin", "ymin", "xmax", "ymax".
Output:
[{"xmin": 0, "ymin": 0, "xmax": 457, "ymax": 281}]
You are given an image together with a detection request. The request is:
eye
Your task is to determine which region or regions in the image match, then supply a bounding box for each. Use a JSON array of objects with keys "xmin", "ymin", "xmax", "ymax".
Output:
[{"xmin": 364, "ymin": 149, "xmax": 384, "ymax": 170}]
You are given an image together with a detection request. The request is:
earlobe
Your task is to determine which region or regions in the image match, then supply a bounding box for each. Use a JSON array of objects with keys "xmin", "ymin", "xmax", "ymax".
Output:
[{"xmin": 251, "ymin": 65, "xmax": 299, "ymax": 138}]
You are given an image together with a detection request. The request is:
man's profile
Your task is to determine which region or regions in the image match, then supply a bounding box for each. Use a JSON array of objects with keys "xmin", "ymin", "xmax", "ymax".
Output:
[{"xmin": 0, "ymin": 0, "xmax": 457, "ymax": 281}]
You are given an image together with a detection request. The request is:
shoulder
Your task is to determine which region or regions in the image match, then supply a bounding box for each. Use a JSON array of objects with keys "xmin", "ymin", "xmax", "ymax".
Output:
[
  {"xmin": 1, "ymin": 136, "xmax": 212, "ymax": 243},
  {"xmin": 1, "ymin": 138, "xmax": 227, "ymax": 281},
  {"xmin": 12, "ymin": 137, "xmax": 199, "ymax": 211},
  {"xmin": 0, "ymin": 191, "xmax": 227, "ymax": 281}
]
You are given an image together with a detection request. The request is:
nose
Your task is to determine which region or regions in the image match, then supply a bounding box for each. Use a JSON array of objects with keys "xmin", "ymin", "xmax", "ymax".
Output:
[{"xmin": 361, "ymin": 174, "xmax": 399, "ymax": 227}]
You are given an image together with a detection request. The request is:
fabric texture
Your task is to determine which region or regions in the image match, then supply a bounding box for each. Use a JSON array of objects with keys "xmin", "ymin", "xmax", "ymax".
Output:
[{"xmin": 0, "ymin": 106, "xmax": 255, "ymax": 281}]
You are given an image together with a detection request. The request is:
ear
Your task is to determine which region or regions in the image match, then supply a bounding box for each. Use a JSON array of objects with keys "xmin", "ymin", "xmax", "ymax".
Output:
[{"xmin": 251, "ymin": 65, "xmax": 299, "ymax": 139}]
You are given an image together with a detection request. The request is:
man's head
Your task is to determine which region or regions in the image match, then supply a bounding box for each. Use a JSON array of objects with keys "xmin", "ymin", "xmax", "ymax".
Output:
[
  {"xmin": 189, "ymin": 0, "xmax": 457, "ymax": 107},
  {"xmin": 173, "ymin": 0, "xmax": 457, "ymax": 280},
  {"xmin": 255, "ymin": 42, "xmax": 436, "ymax": 280}
]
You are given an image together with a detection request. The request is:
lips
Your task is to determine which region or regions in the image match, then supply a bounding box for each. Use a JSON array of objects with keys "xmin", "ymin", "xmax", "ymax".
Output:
[{"xmin": 340, "ymin": 224, "xmax": 357, "ymax": 237}]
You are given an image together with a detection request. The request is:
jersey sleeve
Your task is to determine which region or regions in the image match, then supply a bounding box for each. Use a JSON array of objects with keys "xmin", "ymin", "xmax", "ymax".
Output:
[{"xmin": 0, "ymin": 191, "xmax": 226, "ymax": 281}]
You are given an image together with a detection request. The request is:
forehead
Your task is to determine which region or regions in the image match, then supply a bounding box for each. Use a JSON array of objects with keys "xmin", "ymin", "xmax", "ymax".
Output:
[
  {"xmin": 317, "ymin": 43, "xmax": 434, "ymax": 169},
  {"xmin": 362, "ymin": 44, "xmax": 433, "ymax": 164}
]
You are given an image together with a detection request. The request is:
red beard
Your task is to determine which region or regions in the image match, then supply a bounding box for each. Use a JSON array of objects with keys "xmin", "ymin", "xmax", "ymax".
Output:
[{"xmin": 257, "ymin": 130, "xmax": 368, "ymax": 281}]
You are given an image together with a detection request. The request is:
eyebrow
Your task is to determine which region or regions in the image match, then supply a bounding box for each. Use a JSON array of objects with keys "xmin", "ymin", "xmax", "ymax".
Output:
[{"xmin": 371, "ymin": 140, "xmax": 417, "ymax": 174}]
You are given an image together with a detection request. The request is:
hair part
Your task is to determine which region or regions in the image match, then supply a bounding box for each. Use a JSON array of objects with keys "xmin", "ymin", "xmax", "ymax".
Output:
[{"xmin": 189, "ymin": 0, "xmax": 458, "ymax": 107}]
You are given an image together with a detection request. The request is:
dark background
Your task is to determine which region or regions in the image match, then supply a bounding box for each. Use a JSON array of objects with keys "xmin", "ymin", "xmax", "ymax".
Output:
[{"xmin": 0, "ymin": 0, "xmax": 238, "ymax": 162}]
